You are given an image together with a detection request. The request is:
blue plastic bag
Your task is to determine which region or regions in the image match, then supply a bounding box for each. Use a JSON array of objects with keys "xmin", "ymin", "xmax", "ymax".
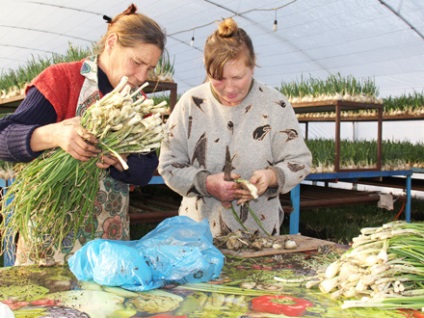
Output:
[{"xmin": 68, "ymin": 216, "xmax": 225, "ymax": 291}]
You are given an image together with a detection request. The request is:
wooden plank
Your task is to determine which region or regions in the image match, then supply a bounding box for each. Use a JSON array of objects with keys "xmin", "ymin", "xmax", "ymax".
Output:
[
  {"xmin": 298, "ymin": 114, "xmax": 424, "ymax": 122},
  {"xmin": 130, "ymin": 210, "xmax": 178, "ymax": 223},
  {"xmin": 280, "ymin": 184, "xmax": 380, "ymax": 209},
  {"xmin": 219, "ymin": 235, "xmax": 335, "ymax": 258},
  {"xmin": 131, "ymin": 197, "xmax": 181, "ymax": 211},
  {"xmin": 356, "ymin": 176, "xmax": 424, "ymax": 192},
  {"xmin": 292, "ymin": 100, "xmax": 382, "ymax": 114},
  {"xmin": 129, "ymin": 200, "xmax": 179, "ymax": 224}
]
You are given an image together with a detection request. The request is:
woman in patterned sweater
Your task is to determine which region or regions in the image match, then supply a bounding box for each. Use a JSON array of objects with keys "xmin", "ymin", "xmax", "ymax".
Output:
[{"xmin": 159, "ymin": 18, "xmax": 312, "ymax": 237}]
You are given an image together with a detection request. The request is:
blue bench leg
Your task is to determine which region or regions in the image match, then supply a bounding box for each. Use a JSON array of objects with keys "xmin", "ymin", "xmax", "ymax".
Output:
[
  {"xmin": 1, "ymin": 178, "xmax": 15, "ymax": 266},
  {"xmin": 289, "ymin": 184, "xmax": 301, "ymax": 234}
]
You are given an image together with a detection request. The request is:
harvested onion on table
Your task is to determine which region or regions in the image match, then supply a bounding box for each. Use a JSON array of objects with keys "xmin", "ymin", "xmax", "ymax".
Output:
[
  {"xmin": 0, "ymin": 76, "xmax": 167, "ymax": 260},
  {"xmin": 306, "ymin": 221, "xmax": 424, "ymax": 311}
]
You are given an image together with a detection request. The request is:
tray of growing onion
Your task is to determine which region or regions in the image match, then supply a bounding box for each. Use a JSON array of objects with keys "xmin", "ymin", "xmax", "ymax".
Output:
[
  {"xmin": 0, "ymin": 76, "xmax": 168, "ymax": 261},
  {"xmin": 305, "ymin": 221, "xmax": 424, "ymax": 311}
]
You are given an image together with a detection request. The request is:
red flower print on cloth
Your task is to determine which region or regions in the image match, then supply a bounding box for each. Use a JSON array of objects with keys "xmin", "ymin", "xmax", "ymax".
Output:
[{"xmin": 102, "ymin": 215, "xmax": 123, "ymax": 239}]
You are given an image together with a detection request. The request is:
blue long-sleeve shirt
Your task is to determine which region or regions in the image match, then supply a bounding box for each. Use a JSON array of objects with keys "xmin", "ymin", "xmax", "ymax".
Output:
[{"xmin": 0, "ymin": 67, "xmax": 158, "ymax": 186}]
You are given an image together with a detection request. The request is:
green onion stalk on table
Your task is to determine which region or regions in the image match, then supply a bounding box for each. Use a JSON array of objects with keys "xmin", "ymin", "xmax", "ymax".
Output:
[
  {"xmin": 305, "ymin": 221, "xmax": 424, "ymax": 311},
  {"xmin": 0, "ymin": 76, "xmax": 168, "ymax": 262}
]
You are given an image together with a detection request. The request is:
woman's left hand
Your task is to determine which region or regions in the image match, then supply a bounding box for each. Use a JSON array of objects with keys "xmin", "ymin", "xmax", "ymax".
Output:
[
  {"xmin": 233, "ymin": 169, "xmax": 277, "ymax": 205},
  {"xmin": 249, "ymin": 169, "xmax": 277, "ymax": 196},
  {"xmin": 96, "ymin": 153, "xmax": 129, "ymax": 171}
]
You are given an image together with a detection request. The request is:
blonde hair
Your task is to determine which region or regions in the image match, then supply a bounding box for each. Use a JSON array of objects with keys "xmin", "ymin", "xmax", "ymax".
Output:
[
  {"xmin": 95, "ymin": 3, "xmax": 166, "ymax": 54},
  {"xmin": 204, "ymin": 18, "xmax": 256, "ymax": 80}
]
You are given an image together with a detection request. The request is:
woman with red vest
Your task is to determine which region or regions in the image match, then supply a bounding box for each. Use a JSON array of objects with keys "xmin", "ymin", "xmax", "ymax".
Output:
[{"xmin": 0, "ymin": 4, "xmax": 166, "ymax": 265}]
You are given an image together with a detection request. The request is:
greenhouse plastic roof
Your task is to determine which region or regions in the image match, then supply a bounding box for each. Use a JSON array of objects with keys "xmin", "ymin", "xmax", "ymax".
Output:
[{"xmin": 1, "ymin": 0, "xmax": 424, "ymax": 98}]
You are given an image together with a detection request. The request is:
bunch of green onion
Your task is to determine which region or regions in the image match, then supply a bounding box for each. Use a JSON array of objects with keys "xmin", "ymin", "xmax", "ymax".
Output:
[
  {"xmin": 0, "ymin": 76, "xmax": 167, "ymax": 261},
  {"xmin": 306, "ymin": 221, "xmax": 424, "ymax": 311}
]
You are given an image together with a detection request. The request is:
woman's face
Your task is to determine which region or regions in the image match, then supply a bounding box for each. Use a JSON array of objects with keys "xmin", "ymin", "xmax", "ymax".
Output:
[
  {"xmin": 102, "ymin": 33, "xmax": 162, "ymax": 89},
  {"xmin": 209, "ymin": 57, "xmax": 254, "ymax": 106}
]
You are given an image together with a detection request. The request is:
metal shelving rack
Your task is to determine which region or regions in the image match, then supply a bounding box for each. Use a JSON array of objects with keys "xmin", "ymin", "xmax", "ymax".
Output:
[
  {"xmin": 285, "ymin": 99, "xmax": 419, "ymax": 234},
  {"xmin": 293, "ymin": 100, "xmax": 384, "ymax": 172}
]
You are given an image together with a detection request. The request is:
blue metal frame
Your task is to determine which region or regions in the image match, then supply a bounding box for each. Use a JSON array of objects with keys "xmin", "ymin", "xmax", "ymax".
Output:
[
  {"xmin": 288, "ymin": 170, "xmax": 413, "ymax": 234},
  {"xmin": 148, "ymin": 175, "xmax": 166, "ymax": 185},
  {"xmin": 1, "ymin": 178, "xmax": 15, "ymax": 266}
]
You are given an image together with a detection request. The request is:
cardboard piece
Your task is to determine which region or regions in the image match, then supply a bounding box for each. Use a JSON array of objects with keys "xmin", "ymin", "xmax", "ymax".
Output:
[{"xmin": 219, "ymin": 235, "xmax": 335, "ymax": 258}]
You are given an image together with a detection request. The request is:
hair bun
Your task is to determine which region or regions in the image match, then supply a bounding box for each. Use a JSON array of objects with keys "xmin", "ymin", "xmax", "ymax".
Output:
[
  {"xmin": 218, "ymin": 18, "xmax": 238, "ymax": 37},
  {"xmin": 123, "ymin": 3, "xmax": 137, "ymax": 15}
]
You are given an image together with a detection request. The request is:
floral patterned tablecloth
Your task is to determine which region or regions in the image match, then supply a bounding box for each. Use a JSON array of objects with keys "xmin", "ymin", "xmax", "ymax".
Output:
[{"xmin": 0, "ymin": 248, "xmax": 420, "ymax": 318}]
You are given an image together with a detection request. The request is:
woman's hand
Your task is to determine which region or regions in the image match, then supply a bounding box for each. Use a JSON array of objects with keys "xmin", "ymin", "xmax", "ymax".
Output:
[
  {"xmin": 206, "ymin": 172, "xmax": 240, "ymax": 208},
  {"xmin": 31, "ymin": 117, "xmax": 100, "ymax": 161},
  {"xmin": 234, "ymin": 185, "xmax": 256, "ymax": 205},
  {"xmin": 234, "ymin": 169, "xmax": 277, "ymax": 205},
  {"xmin": 96, "ymin": 153, "xmax": 129, "ymax": 171},
  {"xmin": 55, "ymin": 117, "xmax": 99, "ymax": 161},
  {"xmin": 249, "ymin": 169, "xmax": 277, "ymax": 196}
]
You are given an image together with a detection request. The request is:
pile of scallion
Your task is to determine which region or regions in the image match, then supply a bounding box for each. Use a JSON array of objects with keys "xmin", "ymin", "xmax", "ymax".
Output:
[
  {"xmin": 278, "ymin": 73, "xmax": 382, "ymax": 104},
  {"xmin": 306, "ymin": 221, "xmax": 424, "ymax": 311},
  {"xmin": 0, "ymin": 76, "xmax": 167, "ymax": 261}
]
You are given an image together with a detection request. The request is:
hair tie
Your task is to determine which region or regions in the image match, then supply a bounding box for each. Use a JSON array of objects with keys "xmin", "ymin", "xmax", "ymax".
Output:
[{"xmin": 103, "ymin": 15, "xmax": 112, "ymax": 24}]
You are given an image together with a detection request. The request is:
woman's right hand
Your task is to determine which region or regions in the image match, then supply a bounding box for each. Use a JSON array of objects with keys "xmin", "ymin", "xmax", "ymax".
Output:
[
  {"xmin": 206, "ymin": 172, "xmax": 240, "ymax": 208},
  {"xmin": 31, "ymin": 117, "xmax": 100, "ymax": 161},
  {"xmin": 56, "ymin": 117, "xmax": 100, "ymax": 161}
]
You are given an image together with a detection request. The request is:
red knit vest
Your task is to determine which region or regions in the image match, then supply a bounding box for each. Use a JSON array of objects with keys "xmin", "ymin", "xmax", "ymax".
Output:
[{"xmin": 27, "ymin": 60, "xmax": 86, "ymax": 122}]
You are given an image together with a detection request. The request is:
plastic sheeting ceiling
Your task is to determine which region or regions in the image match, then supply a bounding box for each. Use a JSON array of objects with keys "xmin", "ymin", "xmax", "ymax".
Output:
[{"xmin": 1, "ymin": 0, "xmax": 424, "ymax": 97}]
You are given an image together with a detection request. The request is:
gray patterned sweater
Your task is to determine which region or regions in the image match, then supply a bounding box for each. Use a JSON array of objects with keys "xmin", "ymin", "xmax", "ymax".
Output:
[{"xmin": 158, "ymin": 79, "xmax": 312, "ymax": 236}]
